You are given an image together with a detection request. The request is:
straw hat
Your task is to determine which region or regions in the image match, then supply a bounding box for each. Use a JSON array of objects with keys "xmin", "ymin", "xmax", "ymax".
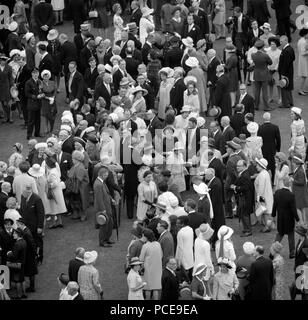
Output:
[
  {"xmin": 83, "ymin": 251, "xmax": 98, "ymax": 264},
  {"xmin": 193, "ymin": 263, "xmax": 207, "ymax": 276},
  {"xmin": 9, "ymin": 49, "xmax": 21, "ymax": 58},
  {"xmin": 185, "ymin": 57, "xmax": 199, "ymax": 68},
  {"xmin": 217, "ymin": 225, "xmax": 234, "ymax": 240},
  {"xmin": 196, "ymin": 223, "xmax": 214, "ymax": 241},
  {"xmin": 182, "ymin": 37, "xmax": 194, "ymax": 48},
  {"xmin": 153, "ymin": 202, "xmax": 167, "ymax": 211},
  {"xmin": 247, "ymin": 122, "xmax": 259, "ymax": 134},
  {"xmin": 275, "ymin": 152, "xmax": 287, "ymax": 162},
  {"xmin": 129, "ymin": 257, "xmax": 143, "ymax": 266},
  {"xmin": 28, "ymin": 164, "xmax": 44, "ymax": 178},
  {"xmin": 47, "ymin": 29, "xmax": 59, "ymax": 41},
  {"xmin": 196, "ymin": 39, "xmax": 206, "ymax": 50},
  {"xmin": 35, "ymin": 142, "xmax": 48, "ymax": 150},
  {"xmin": 243, "ymin": 242, "xmax": 255, "ymax": 255},
  {"xmin": 41, "ymin": 69, "xmax": 51, "ymax": 79},
  {"xmin": 131, "ymin": 85, "xmax": 148, "ymax": 96},
  {"xmin": 158, "ymin": 67, "xmax": 174, "ymax": 78},
  {"xmin": 256, "ymin": 158, "xmax": 268, "ymax": 169},
  {"xmin": 127, "ymin": 22, "xmax": 139, "ymax": 32},
  {"xmin": 291, "ymin": 106, "xmax": 302, "ymax": 116},
  {"xmin": 184, "ymin": 75, "xmax": 197, "ymax": 86},
  {"xmin": 217, "ymin": 257, "xmax": 232, "ymax": 268},
  {"xmin": 278, "ymin": 75, "xmax": 289, "ymax": 88},
  {"xmin": 119, "ymin": 77, "xmax": 130, "ymax": 87},
  {"xmin": 97, "ymin": 211, "xmax": 109, "ymax": 225},
  {"xmin": 8, "ymin": 21, "xmax": 18, "ymax": 32}
]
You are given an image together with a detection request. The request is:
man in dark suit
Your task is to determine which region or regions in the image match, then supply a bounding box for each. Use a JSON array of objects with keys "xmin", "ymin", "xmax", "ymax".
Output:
[
  {"xmin": 185, "ymin": 199, "xmax": 207, "ymax": 237},
  {"xmin": 232, "ymin": 160, "xmax": 254, "ymax": 236},
  {"xmin": 237, "ymin": 83, "xmax": 255, "ymax": 115},
  {"xmin": 169, "ymin": 68, "xmax": 186, "ymax": 114},
  {"xmin": 84, "ymin": 57, "xmax": 99, "ymax": 99},
  {"xmin": 271, "ymin": 0, "xmax": 291, "ymax": 42},
  {"xmin": 125, "ymin": 47, "xmax": 139, "ymax": 80},
  {"xmin": 146, "ymin": 109, "xmax": 163, "ymax": 141},
  {"xmin": 272, "ymin": 177, "xmax": 299, "ymax": 258},
  {"xmin": 38, "ymin": 44, "xmax": 54, "ymax": 79},
  {"xmin": 248, "ymin": 246, "xmax": 274, "ymax": 300},
  {"xmin": 5, "ymin": 22, "xmax": 23, "ymax": 55},
  {"xmin": 93, "ymin": 167, "xmax": 114, "ymax": 247},
  {"xmin": 0, "ymin": 182, "xmax": 10, "ymax": 227},
  {"xmin": 136, "ymin": 74, "xmax": 155, "ymax": 110},
  {"xmin": 94, "ymin": 73, "xmax": 113, "ymax": 110},
  {"xmin": 68, "ymin": 61, "xmax": 84, "ymax": 108},
  {"xmin": 251, "ymin": 40, "xmax": 272, "ymax": 111},
  {"xmin": 161, "ymin": 257, "xmax": 179, "ymax": 300},
  {"xmin": 164, "ymin": 37, "xmax": 183, "ymax": 69},
  {"xmin": 25, "ymin": 69, "xmax": 43, "ymax": 139},
  {"xmin": 207, "ymin": 148, "xmax": 225, "ymax": 185},
  {"xmin": 55, "ymin": 147, "xmax": 73, "ymax": 182},
  {"xmin": 157, "ymin": 220, "xmax": 174, "ymax": 267},
  {"xmin": 247, "ymin": 20, "xmax": 263, "ymax": 48},
  {"xmin": 79, "ymin": 39, "xmax": 96, "ymax": 75},
  {"xmin": 130, "ymin": 1, "xmax": 142, "ymax": 29},
  {"xmin": 34, "ymin": 0, "xmax": 54, "ymax": 40},
  {"xmin": 191, "ymin": 0, "xmax": 209, "ymax": 38},
  {"xmin": 207, "ymin": 49, "xmax": 220, "ymax": 107},
  {"xmin": 69, "ymin": 0, "xmax": 87, "ymax": 34},
  {"xmin": 247, "ymin": 0, "xmax": 271, "ymax": 27},
  {"xmin": 230, "ymin": 104, "xmax": 246, "ymax": 137},
  {"xmin": 68, "ymin": 247, "xmax": 85, "ymax": 282},
  {"xmin": 141, "ymin": 33, "xmax": 156, "ymax": 65},
  {"xmin": 186, "ymin": 117, "xmax": 201, "ymax": 161},
  {"xmin": 258, "ymin": 112, "xmax": 281, "ymax": 181},
  {"xmin": 103, "ymin": 39, "xmax": 113, "ymax": 65},
  {"xmin": 183, "ymin": 13, "xmax": 201, "ymax": 46},
  {"xmin": 59, "ymin": 33, "xmax": 78, "ymax": 101},
  {"xmin": 74, "ymin": 23, "xmax": 94, "ymax": 65},
  {"xmin": 220, "ymin": 116, "xmax": 236, "ymax": 156},
  {"xmin": 278, "ymin": 35, "xmax": 295, "ymax": 109},
  {"xmin": 205, "ymin": 168, "xmax": 225, "ymax": 247},
  {"xmin": 213, "ymin": 65, "xmax": 232, "ymax": 119},
  {"xmin": 116, "ymin": 30, "xmax": 130, "ymax": 59},
  {"xmin": 209, "ymin": 121, "xmax": 223, "ymax": 151}
]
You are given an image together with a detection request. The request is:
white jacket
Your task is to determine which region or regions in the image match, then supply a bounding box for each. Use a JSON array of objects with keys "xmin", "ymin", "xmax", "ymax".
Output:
[
  {"xmin": 193, "ymin": 237, "xmax": 214, "ymax": 275},
  {"xmin": 176, "ymin": 226, "xmax": 194, "ymax": 270},
  {"xmin": 254, "ymin": 169, "xmax": 273, "ymax": 213}
]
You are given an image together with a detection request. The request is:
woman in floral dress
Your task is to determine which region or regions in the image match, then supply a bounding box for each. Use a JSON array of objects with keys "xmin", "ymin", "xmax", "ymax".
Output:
[{"xmin": 270, "ymin": 242, "xmax": 285, "ymax": 300}]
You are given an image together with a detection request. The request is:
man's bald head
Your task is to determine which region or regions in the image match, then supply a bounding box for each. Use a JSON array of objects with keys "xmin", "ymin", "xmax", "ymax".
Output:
[{"xmin": 263, "ymin": 112, "xmax": 271, "ymax": 122}]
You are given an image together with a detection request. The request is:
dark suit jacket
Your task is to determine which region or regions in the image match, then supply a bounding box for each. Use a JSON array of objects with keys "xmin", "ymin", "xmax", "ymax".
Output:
[
  {"xmin": 213, "ymin": 73, "xmax": 232, "ymax": 118},
  {"xmin": 234, "ymin": 169, "xmax": 254, "ymax": 215},
  {"xmin": 20, "ymin": 193, "xmax": 45, "ymax": 232},
  {"xmin": 170, "ymin": 78, "xmax": 186, "ymax": 114},
  {"xmin": 142, "ymin": 82, "xmax": 155, "ymax": 110},
  {"xmin": 272, "ymin": 188, "xmax": 299, "ymax": 235},
  {"xmin": 237, "ymin": 93, "xmax": 255, "ymax": 115},
  {"xmin": 197, "ymin": 196, "xmax": 211, "ymax": 224},
  {"xmin": 248, "ymin": 256, "xmax": 274, "ymax": 300},
  {"xmin": 34, "ymin": 2, "xmax": 54, "ymax": 29},
  {"xmin": 94, "ymin": 81, "xmax": 113, "ymax": 110},
  {"xmin": 39, "ymin": 53, "xmax": 54, "ymax": 79},
  {"xmin": 0, "ymin": 191, "xmax": 8, "ymax": 226},
  {"xmin": 158, "ymin": 231, "xmax": 174, "ymax": 267},
  {"xmin": 61, "ymin": 135, "xmax": 75, "ymax": 154},
  {"xmin": 188, "ymin": 211, "xmax": 207, "ymax": 237},
  {"xmin": 16, "ymin": 65, "xmax": 32, "ymax": 99},
  {"xmin": 225, "ymin": 14, "xmax": 250, "ymax": 46},
  {"xmin": 247, "ymin": 28, "xmax": 263, "ymax": 48},
  {"xmin": 84, "ymin": 67, "xmax": 99, "ymax": 91},
  {"xmin": 207, "ymin": 56, "xmax": 220, "ymax": 86},
  {"xmin": 141, "ymin": 42, "xmax": 152, "ymax": 65},
  {"xmin": 257, "ymin": 122, "xmax": 281, "ymax": 160},
  {"xmin": 130, "ymin": 9, "xmax": 142, "ymax": 29},
  {"xmin": 69, "ymin": 71, "xmax": 84, "ymax": 104},
  {"xmin": 230, "ymin": 112, "xmax": 246, "ymax": 137},
  {"xmin": 271, "ymin": 0, "xmax": 291, "ymax": 20},
  {"xmin": 79, "ymin": 46, "xmax": 95, "ymax": 74},
  {"xmin": 25, "ymin": 78, "xmax": 42, "ymax": 111},
  {"xmin": 125, "ymin": 56, "xmax": 140, "ymax": 80},
  {"xmin": 60, "ymin": 40, "xmax": 78, "ymax": 74},
  {"xmin": 208, "ymin": 157, "xmax": 225, "ymax": 184},
  {"xmin": 278, "ymin": 44, "xmax": 295, "ymax": 90},
  {"xmin": 161, "ymin": 268, "xmax": 179, "ymax": 300},
  {"xmin": 295, "ymin": 237, "xmax": 308, "ymax": 271},
  {"xmin": 0, "ymin": 227, "xmax": 14, "ymax": 264},
  {"xmin": 103, "ymin": 47, "xmax": 113, "ymax": 65},
  {"xmin": 164, "ymin": 47, "xmax": 184, "ymax": 69},
  {"xmin": 58, "ymin": 152, "xmax": 73, "ymax": 181},
  {"xmin": 247, "ymin": 0, "xmax": 271, "ymax": 25},
  {"xmin": 73, "ymin": 293, "xmax": 84, "ymax": 300},
  {"xmin": 70, "ymin": 0, "xmax": 87, "ymax": 33},
  {"xmin": 211, "ymin": 130, "xmax": 222, "ymax": 151},
  {"xmin": 5, "ymin": 32, "xmax": 23, "ymax": 55},
  {"xmin": 183, "ymin": 24, "xmax": 202, "ymax": 46},
  {"xmin": 220, "ymin": 126, "xmax": 235, "ymax": 155},
  {"xmin": 113, "ymin": 69, "xmax": 125, "ymax": 94},
  {"xmin": 193, "ymin": 9, "xmax": 209, "ymax": 36},
  {"xmin": 251, "ymin": 50, "xmax": 272, "ymax": 81},
  {"xmin": 186, "ymin": 127, "xmax": 201, "ymax": 159},
  {"xmin": 68, "ymin": 257, "xmax": 85, "ymax": 282},
  {"xmin": 147, "ymin": 116, "xmax": 163, "ymax": 139}
]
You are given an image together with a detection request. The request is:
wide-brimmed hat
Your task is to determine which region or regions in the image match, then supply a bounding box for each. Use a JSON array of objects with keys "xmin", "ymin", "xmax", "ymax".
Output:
[
  {"xmin": 97, "ymin": 211, "xmax": 109, "ymax": 225},
  {"xmin": 41, "ymin": 69, "xmax": 51, "ymax": 79},
  {"xmin": 182, "ymin": 37, "xmax": 194, "ymax": 48},
  {"xmin": 132, "ymin": 85, "xmax": 148, "ymax": 96},
  {"xmin": 295, "ymin": 225, "xmax": 308, "ymax": 236},
  {"xmin": 197, "ymin": 117, "xmax": 205, "ymax": 127},
  {"xmin": 153, "ymin": 202, "xmax": 167, "ymax": 211},
  {"xmin": 47, "ymin": 29, "xmax": 59, "ymax": 41},
  {"xmin": 73, "ymin": 136, "xmax": 86, "ymax": 148},
  {"xmin": 278, "ymin": 75, "xmax": 289, "ymax": 88},
  {"xmin": 185, "ymin": 57, "xmax": 199, "ymax": 68},
  {"xmin": 180, "ymin": 105, "xmax": 192, "ymax": 113},
  {"xmin": 193, "ymin": 182, "xmax": 210, "ymax": 195},
  {"xmin": 217, "ymin": 257, "xmax": 232, "ymax": 269},
  {"xmin": 129, "ymin": 257, "xmax": 143, "ymax": 266},
  {"xmin": 173, "ymin": 142, "xmax": 184, "ymax": 151},
  {"xmin": 158, "ymin": 67, "xmax": 174, "ymax": 78},
  {"xmin": 226, "ymin": 140, "xmax": 241, "ymax": 150},
  {"xmin": 193, "ymin": 263, "xmax": 207, "ymax": 276},
  {"xmin": 260, "ymin": 22, "xmax": 271, "ymax": 31},
  {"xmin": 225, "ymin": 44, "xmax": 236, "ymax": 52},
  {"xmin": 292, "ymin": 152, "xmax": 304, "ymax": 164},
  {"xmin": 141, "ymin": 7, "xmax": 154, "ymax": 17},
  {"xmin": 196, "ymin": 223, "xmax": 214, "ymax": 241},
  {"xmin": 243, "ymin": 242, "xmax": 255, "ymax": 255},
  {"xmin": 208, "ymin": 106, "xmax": 221, "ymax": 118},
  {"xmin": 247, "ymin": 122, "xmax": 259, "ymax": 134},
  {"xmin": 291, "ymin": 106, "xmax": 302, "ymax": 116},
  {"xmin": 8, "ymin": 21, "xmax": 18, "ymax": 32},
  {"xmin": 184, "ymin": 75, "xmax": 197, "ymax": 86},
  {"xmin": 196, "ymin": 39, "xmax": 206, "ymax": 50},
  {"xmin": 35, "ymin": 142, "xmax": 48, "ymax": 150},
  {"xmin": 83, "ymin": 251, "xmax": 98, "ymax": 264},
  {"xmin": 255, "ymin": 39, "xmax": 265, "ymax": 49},
  {"xmin": 9, "ymin": 49, "xmax": 21, "ymax": 58},
  {"xmin": 256, "ymin": 158, "xmax": 268, "ymax": 169},
  {"xmin": 24, "ymin": 32, "xmax": 34, "ymax": 42},
  {"xmin": 217, "ymin": 225, "xmax": 234, "ymax": 240},
  {"xmin": 28, "ymin": 164, "xmax": 44, "ymax": 178},
  {"xmin": 119, "ymin": 77, "xmax": 130, "ymax": 87}
]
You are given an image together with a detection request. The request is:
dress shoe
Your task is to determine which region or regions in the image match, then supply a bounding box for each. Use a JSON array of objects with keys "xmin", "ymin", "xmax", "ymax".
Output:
[
  {"xmin": 49, "ymin": 224, "xmax": 58, "ymax": 229},
  {"xmin": 225, "ymin": 215, "xmax": 233, "ymax": 219},
  {"xmin": 26, "ymin": 287, "xmax": 35, "ymax": 293},
  {"xmin": 240, "ymin": 232, "xmax": 252, "ymax": 237},
  {"xmin": 100, "ymin": 243, "xmax": 112, "ymax": 247},
  {"xmin": 57, "ymin": 224, "xmax": 64, "ymax": 228},
  {"xmin": 289, "ymin": 254, "xmax": 295, "ymax": 259},
  {"xmin": 107, "ymin": 240, "xmax": 115, "ymax": 244},
  {"xmin": 34, "ymin": 134, "xmax": 43, "ymax": 138}
]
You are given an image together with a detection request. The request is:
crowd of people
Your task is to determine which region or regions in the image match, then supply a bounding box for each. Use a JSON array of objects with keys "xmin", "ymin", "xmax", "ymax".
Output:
[{"xmin": 0, "ymin": 0, "xmax": 308, "ymax": 301}]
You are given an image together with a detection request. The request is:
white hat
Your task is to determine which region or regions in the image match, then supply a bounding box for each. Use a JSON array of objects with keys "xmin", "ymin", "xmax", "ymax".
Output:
[
  {"xmin": 47, "ymin": 29, "xmax": 59, "ymax": 41},
  {"xmin": 83, "ymin": 251, "xmax": 98, "ymax": 264},
  {"xmin": 41, "ymin": 69, "xmax": 51, "ymax": 79},
  {"xmin": 193, "ymin": 182, "xmax": 210, "ymax": 195},
  {"xmin": 95, "ymin": 36, "xmax": 103, "ymax": 46},
  {"xmin": 61, "ymin": 115, "xmax": 73, "ymax": 123},
  {"xmin": 8, "ymin": 21, "xmax": 18, "ymax": 32},
  {"xmin": 141, "ymin": 7, "xmax": 154, "ymax": 17},
  {"xmin": 46, "ymin": 137, "xmax": 58, "ymax": 146},
  {"xmin": 180, "ymin": 105, "xmax": 192, "ymax": 113},
  {"xmin": 260, "ymin": 22, "xmax": 271, "ymax": 32},
  {"xmin": 291, "ymin": 107, "xmax": 302, "ymax": 116},
  {"xmin": 243, "ymin": 242, "xmax": 256, "ymax": 255},
  {"xmin": 197, "ymin": 117, "xmax": 205, "ymax": 127},
  {"xmin": 60, "ymin": 124, "xmax": 72, "ymax": 133},
  {"xmin": 185, "ymin": 57, "xmax": 199, "ymax": 68},
  {"xmin": 196, "ymin": 223, "xmax": 214, "ymax": 241},
  {"xmin": 247, "ymin": 121, "xmax": 259, "ymax": 134},
  {"xmin": 9, "ymin": 49, "xmax": 21, "ymax": 58},
  {"xmin": 85, "ymin": 126, "xmax": 96, "ymax": 133},
  {"xmin": 184, "ymin": 75, "xmax": 197, "ymax": 86},
  {"xmin": 62, "ymin": 110, "xmax": 72, "ymax": 116},
  {"xmin": 24, "ymin": 32, "xmax": 34, "ymax": 42},
  {"xmin": 28, "ymin": 164, "xmax": 44, "ymax": 178},
  {"xmin": 193, "ymin": 263, "xmax": 207, "ymax": 276},
  {"xmin": 158, "ymin": 67, "xmax": 174, "ymax": 78},
  {"xmin": 105, "ymin": 64, "xmax": 113, "ymax": 73},
  {"xmin": 182, "ymin": 37, "xmax": 194, "ymax": 48},
  {"xmin": 35, "ymin": 142, "xmax": 48, "ymax": 150},
  {"xmin": 256, "ymin": 158, "xmax": 268, "ymax": 170},
  {"xmin": 131, "ymin": 85, "xmax": 148, "ymax": 96},
  {"xmin": 217, "ymin": 225, "xmax": 234, "ymax": 240},
  {"xmin": 169, "ymin": 193, "xmax": 179, "ymax": 207},
  {"xmin": 142, "ymin": 154, "xmax": 152, "ymax": 166}
]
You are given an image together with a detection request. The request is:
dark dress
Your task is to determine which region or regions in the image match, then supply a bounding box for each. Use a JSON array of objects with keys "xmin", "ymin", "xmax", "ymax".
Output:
[
  {"xmin": 92, "ymin": 0, "xmax": 109, "ymax": 29},
  {"xmin": 21, "ymin": 227, "xmax": 38, "ymax": 277},
  {"xmin": 225, "ymin": 53, "xmax": 239, "ymax": 92},
  {"xmin": 41, "ymin": 80, "xmax": 57, "ymax": 121},
  {"xmin": 0, "ymin": 228, "xmax": 14, "ymax": 265},
  {"xmin": 7, "ymin": 238, "xmax": 27, "ymax": 283},
  {"xmin": 0, "ymin": 64, "xmax": 13, "ymax": 102},
  {"xmin": 47, "ymin": 40, "xmax": 62, "ymax": 77},
  {"xmin": 292, "ymin": 165, "xmax": 308, "ymax": 209}
]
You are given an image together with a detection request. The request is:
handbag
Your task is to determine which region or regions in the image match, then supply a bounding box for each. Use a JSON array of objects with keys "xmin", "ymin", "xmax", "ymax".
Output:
[
  {"xmin": 65, "ymin": 177, "xmax": 79, "ymax": 194},
  {"xmin": 255, "ymin": 202, "xmax": 267, "ymax": 217},
  {"xmin": 47, "ymin": 185, "xmax": 55, "ymax": 200},
  {"xmin": 6, "ymin": 261, "xmax": 21, "ymax": 269},
  {"xmin": 89, "ymin": 10, "xmax": 98, "ymax": 18}
]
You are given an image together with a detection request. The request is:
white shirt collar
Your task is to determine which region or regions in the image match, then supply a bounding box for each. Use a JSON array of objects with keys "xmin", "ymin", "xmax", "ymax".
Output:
[{"xmin": 41, "ymin": 52, "xmax": 48, "ymax": 59}]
